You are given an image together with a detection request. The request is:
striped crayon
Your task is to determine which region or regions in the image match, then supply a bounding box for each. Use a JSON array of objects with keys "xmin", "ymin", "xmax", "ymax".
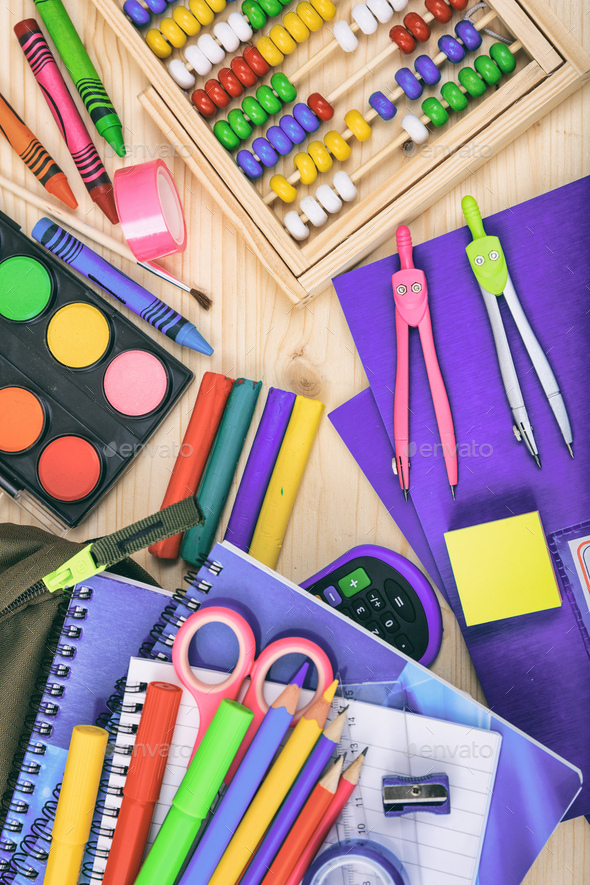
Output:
[
  {"xmin": 0, "ymin": 92, "xmax": 77, "ymax": 209},
  {"xmin": 15, "ymin": 20, "xmax": 118, "ymax": 225}
]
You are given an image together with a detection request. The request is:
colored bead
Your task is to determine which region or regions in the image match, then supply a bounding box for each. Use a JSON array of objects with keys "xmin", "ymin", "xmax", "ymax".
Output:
[
  {"xmin": 344, "ymin": 109, "xmax": 372, "ymax": 142},
  {"xmin": 258, "ymin": 0, "xmax": 282, "ymax": 15},
  {"xmin": 333, "ymin": 20, "xmax": 359, "ymax": 53},
  {"xmin": 474, "ymin": 55, "xmax": 502, "ymax": 85},
  {"xmin": 228, "ymin": 10, "xmax": 254, "ymax": 40},
  {"xmin": 395, "ymin": 67, "xmax": 423, "ymax": 100},
  {"xmin": 332, "ymin": 170, "xmax": 357, "ymax": 201},
  {"xmin": 421, "ymin": 96, "xmax": 449, "ymax": 126},
  {"xmin": 316, "ymin": 184, "xmax": 342, "ymax": 214},
  {"xmin": 219, "ymin": 67, "xmax": 244, "ymax": 97},
  {"xmin": 280, "ymin": 115, "xmax": 306, "ymax": 145},
  {"xmin": 284, "ymin": 210, "xmax": 309, "ymax": 240},
  {"xmin": 243, "ymin": 45, "xmax": 270, "ymax": 76},
  {"xmin": 454, "ymin": 19, "xmax": 482, "ymax": 51},
  {"xmin": 205, "ymin": 79, "xmax": 231, "ymax": 108},
  {"xmin": 369, "ymin": 91, "xmax": 396, "ymax": 120},
  {"xmin": 228, "ymin": 108, "xmax": 253, "ymax": 139},
  {"xmin": 440, "ymin": 80, "xmax": 469, "ymax": 111},
  {"xmin": 231, "ymin": 56, "xmax": 258, "ymax": 87},
  {"xmin": 160, "ymin": 17, "xmax": 187, "ymax": 47},
  {"xmin": 267, "ymin": 125, "xmax": 293, "ymax": 154},
  {"xmin": 173, "ymin": 6, "xmax": 201, "ymax": 34},
  {"xmin": 271, "ymin": 72, "xmax": 297, "ymax": 103},
  {"xmin": 307, "ymin": 92, "xmax": 334, "ymax": 120},
  {"xmin": 447, "ymin": 0, "xmax": 468, "ymax": 8},
  {"xmin": 293, "ymin": 102, "xmax": 320, "ymax": 132},
  {"xmin": 256, "ymin": 85, "xmax": 283, "ymax": 114},
  {"xmin": 199, "ymin": 33, "xmax": 226, "ymax": 63},
  {"xmin": 414, "ymin": 54, "xmax": 441, "ymax": 85},
  {"xmin": 283, "ymin": 12, "xmax": 310, "ymax": 41},
  {"xmin": 308, "ymin": 140, "xmax": 333, "ymax": 172},
  {"xmin": 146, "ymin": 28, "xmax": 172, "ymax": 58},
  {"xmin": 192, "ymin": 88, "xmax": 217, "ymax": 116},
  {"xmin": 300, "ymin": 195, "xmax": 328, "ymax": 226},
  {"xmin": 352, "ymin": 4, "xmax": 378, "ymax": 35},
  {"xmin": 169, "ymin": 58, "xmax": 196, "ymax": 89},
  {"xmin": 185, "ymin": 42, "xmax": 213, "ymax": 75},
  {"xmin": 214, "ymin": 21, "xmax": 241, "ymax": 51},
  {"xmin": 366, "ymin": 0, "xmax": 393, "ymax": 24},
  {"xmin": 145, "ymin": 0, "xmax": 167, "ymax": 11},
  {"xmin": 242, "ymin": 96, "xmax": 268, "ymax": 125},
  {"xmin": 490, "ymin": 42, "xmax": 516, "ymax": 73},
  {"xmin": 214, "ymin": 119, "xmax": 241, "ymax": 149},
  {"xmin": 124, "ymin": 0, "xmax": 151, "ymax": 27},
  {"xmin": 189, "ymin": 0, "xmax": 215, "ymax": 24},
  {"xmin": 401, "ymin": 113, "xmax": 429, "ymax": 144},
  {"xmin": 425, "ymin": 0, "xmax": 451, "ymax": 23},
  {"xmin": 310, "ymin": 0, "xmax": 336, "ymax": 21},
  {"xmin": 294, "ymin": 151, "xmax": 317, "ymax": 184},
  {"xmin": 208, "ymin": 0, "xmax": 227, "ymax": 11},
  {"xmin": 389, "ymin": 25, "xmax": 416, "ymax": 54},
  {"xmin": 269, "ymin": 25, "xmax": 297, "ymax": 55},
  {"xmin": 438, "ymin": 34, "xmax": 465, "ymax": 63},
  {"xmin": 389, "ymin": 0, "xmax": 409, "ymax": 9},
  {"xmin": 242, "ymin": 0, "xmax": 267, "ymax": 28},
  {"xmin": 252, "ymin": 137, "xmax": 279, "ymax": 166},
  {"xmin": 257, "ymin": 35, "xmax": 284, "ymax": 65},
  {"xmin": 458, "ymin": 66, "xmax": 486, "ymax": 97},
  {"xmin": 278, "ymin": 0, "xmax": 292, "ymax": 7},
  {"xmin": 237, "ymin": 149, "xmax": 264, "ymax": 179},
  {"xmin": 403, "ymin": 12, "xmax": 430, "ymax": 42},
  {"xmin": 324, "ymin": 130, "xmax": 352, "ymax": 161},
  {"xmin": 270, "ymin": 174, "xmax": 298, "ymax": 202},
  {"xmin": 296, "ymin": 0, "xmax": 323, "ymax": 29}
]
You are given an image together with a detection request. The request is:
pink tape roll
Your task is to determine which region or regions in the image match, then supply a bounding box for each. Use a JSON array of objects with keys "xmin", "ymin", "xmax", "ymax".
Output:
[{"xmin": 113, "ymin": 159, "xmax": 187, "ymax": 261}]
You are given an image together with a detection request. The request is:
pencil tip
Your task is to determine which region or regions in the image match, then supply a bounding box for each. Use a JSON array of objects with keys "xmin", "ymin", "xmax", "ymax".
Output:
[
  {"xmin": 291, "ymin": 662, "xmax": 309, "ymax": 688},
  {"xmin": 362, "ymin": 747, "xmax": 369, "ymax": 756},
  {"xmin": 323, "ymin": 679, "xmax": 339, "ymax": 703},
  {"xmin": 567, "ymin": 443, "xmax": 574, "ymax": 458},
  {"xmin": 450, "ymin": 484, "xmax": 456, "ymax": 500},
  {"xmin": 403, "ymin": 488, "xmax": 409, "ymax": 502},
  {"xmin": 190, "ymin": 287, "xmax": 212, "ymax": 310}
]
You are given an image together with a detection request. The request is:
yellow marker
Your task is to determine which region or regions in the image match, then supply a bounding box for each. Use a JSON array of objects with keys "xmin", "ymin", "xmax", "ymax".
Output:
[
  {"xmin": 208, "ymin": 679, "xmax": 338, "ymax": 885},
  {"xmin": 249, "ymin": 395, "xmax": 324, "ymax": 569},
  {"xmin": 44, "ymin": 724, "xmax": 108, "ymax": 885}
]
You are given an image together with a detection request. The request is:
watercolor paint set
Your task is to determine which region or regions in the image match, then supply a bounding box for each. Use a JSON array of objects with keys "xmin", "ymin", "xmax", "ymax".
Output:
[{"xmin": 0, "ymin": 209, "xmax": 193, "ymax": 529}]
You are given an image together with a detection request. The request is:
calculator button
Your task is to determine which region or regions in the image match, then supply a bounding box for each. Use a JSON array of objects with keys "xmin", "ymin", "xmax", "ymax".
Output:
[
  {"xmin": 338, "ymin": 567, "xmax": 372, "ymax": 597},
  {"xmin": 367, "ymin": 590, "xmax": 385, "ymax": 612},
  {"xmin": 394, "ymin": 634, "xmax": 414, "ymax": 655},
  {"xmin": 366, "ymin": 622, "xmax": 385, "ymax": 639},
  {"xmin": 385, "ymin": 581, "xmax": 416, "ymax": 622},
  {"xmin": 352, "ymin": 600, "xmax": 370, "ymax": 621},
  {"xmin": 380, "ymin": 612, "xmax": 399, "ymax": 633},
  {"xmin": 323, "ymin": 586, "xmax": 342, "ymax": 607}
]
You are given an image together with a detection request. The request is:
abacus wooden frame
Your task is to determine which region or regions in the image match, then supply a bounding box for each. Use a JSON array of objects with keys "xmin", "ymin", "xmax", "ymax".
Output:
[{"xmin": 91, "ymin": 0, "xmax": 590, "ymax": 305}]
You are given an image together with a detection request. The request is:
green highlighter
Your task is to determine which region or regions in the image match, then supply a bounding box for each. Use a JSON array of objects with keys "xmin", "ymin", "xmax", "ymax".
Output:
[{"xmin": 135, "ymin": 699, "xmax": 253, "ymax": 885}]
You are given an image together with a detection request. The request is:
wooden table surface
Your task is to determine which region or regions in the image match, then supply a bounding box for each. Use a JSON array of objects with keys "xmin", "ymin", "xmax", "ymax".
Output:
[{"xmin": 0, "ymin": 0, "xmax": 588, "ymax": 881}]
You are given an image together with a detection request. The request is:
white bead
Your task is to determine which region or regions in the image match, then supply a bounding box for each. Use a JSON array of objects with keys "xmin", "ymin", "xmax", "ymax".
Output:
[
  {"xmin": 184, "ymin": 43, "xmax": 213, "ymax": 76},
  {"xmin": 332, "ymin": 171, "xmax": 358, "ymax": 202},
  {"xmin": 300, "ymin": 196, "xmax": 328, "ymax": 227},
  {"xmin": 284, "ymin": 210, "xmax": 310, "ymax": 240},
  {"xmin": 227, "ymin": 11, "xmax": 253, "ymax": 42},
  {"xmin": 333, "ymin": 20, "xmax": 359, "ymax": 53},
  {"xmin": 366, "ymin": 0, "xmax": 393, "ymax": 23},
  {"xmin": 401, "ymin": 113, "xmax": 429, "ymax": 144},
  {"xmin": 197, "ymin": 33, "xmax": 226, "ymax": 64},
  {"xmin": 351, "ymin": 4, "xmax": 377, "ymax": 34},
  {"xmin": 315, "ymin": 184, "xmax": 342, "ymax": 214},
  {"xmin": 214, "ymin": 21, "xmax": 240, "ymax": 52},
  {"xmin": 168, "ymin": 58, "xmax": 196, "ymax": 89},
  {"xmin": 388, "ymin": 0, "xmax": 408, "ymax": 10}
]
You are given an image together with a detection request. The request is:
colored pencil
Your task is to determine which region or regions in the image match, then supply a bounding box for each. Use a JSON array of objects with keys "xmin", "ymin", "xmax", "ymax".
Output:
[
  {"xmin": 283, "ymin": 751, "xmax": 368, "ymax": 885},
  {"xmin": 207, "ymin": 679, "xmax": 338, "ymax": 885},
  {"xmin": 261, "ymin": 757, "xmax": 345, "ymax": 885}
]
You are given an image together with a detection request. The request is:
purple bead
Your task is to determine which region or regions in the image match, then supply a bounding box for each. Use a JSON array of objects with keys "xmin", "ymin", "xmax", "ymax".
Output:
[
  {"xmin": 252, "ymin": 137, "xmax": 279, "ymax": 167},
  {"xmin": 124, "ymin": 0, "xmax": 151, "ymax": 26},
  {"xmin": 266, "ymin": 125, "xmax": 293, "ymax": 155},
  {"xmin": 455, "ymin": 19, "xmax": 482, "ymax": 51},
  {"xmin": 438, "ymin": 34, "xmax": 466, "ymax": 63},
  {"xmin": 279, "ymin": 114, "xmax": 306, "ymax": 145},
  {"xmin": 144, "ymin": 0, "xmax": 167, "ymax": 11},
  {"xmin": 293, "ymin": 103, "xmax": 320, "ymax": 133},
  {"xmin": 414, "ymin": 54, "xmax": 441, "ymax": 86},
  {"xmin": 237, "ymin": 149, "xmax": 264, "ymax": 179},
  {"xmin": 394, "ymin": 67, "xmax": 423, "ymax": 101},
  {"xmin": 369, "ymin": 91, "xmax": 397, "ymax": 121}
]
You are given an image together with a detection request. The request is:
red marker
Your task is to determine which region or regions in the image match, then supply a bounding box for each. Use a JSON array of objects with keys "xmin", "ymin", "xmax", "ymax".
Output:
[
  {"xmin": 15, "ymin": 19, "xmax": 119, "ymax": 225},
  {"xmin": 102, "ymin": 681, "xmax": 182, "ymax": 885}
]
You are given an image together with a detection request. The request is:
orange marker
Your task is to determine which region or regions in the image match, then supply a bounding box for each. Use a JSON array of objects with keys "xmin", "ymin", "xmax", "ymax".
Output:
[{"xmin": 0, "ymin": 91, "xmax": 77, "ymax": 209}]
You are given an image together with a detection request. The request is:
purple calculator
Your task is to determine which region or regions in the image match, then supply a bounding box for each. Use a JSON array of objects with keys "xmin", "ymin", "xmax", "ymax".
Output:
[{"xmin": 301, "ymin": 544, "xmax": 443, "ymax": 667}]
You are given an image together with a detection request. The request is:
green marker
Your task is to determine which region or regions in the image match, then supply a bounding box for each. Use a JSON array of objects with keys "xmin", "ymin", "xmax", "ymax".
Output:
[
  {"xmin": 461, "ymin": 195, "xmax": 508, "ymax": 295},
  {"xmin": 33, "ymin": 0, "xmax": 126, "ymax": 157},
  {"xmin": 135, "ymin": 699, "xmax": 253, "ymax": 885}
]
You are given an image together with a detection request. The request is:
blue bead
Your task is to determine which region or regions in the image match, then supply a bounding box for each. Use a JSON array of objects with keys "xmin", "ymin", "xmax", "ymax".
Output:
[
  {"xmin": 144, "ymin": 0, "xmax": 167, "ymax": 10},
  {"xmin": 369, "ymin": 91, "xmax": 397, "ymax": 121},
  {"xmin": 437, "ymin": 34, "xmax": 466, "ymax": 63},
  {"xmin": 279, "ymin": 115, "xmax": 306, "ymax": 145},
  {"xmin": 455, "ymin": 19, "xmax": 482, "ymax": 51},
  {"xmin": 266, "ymin": 125, "xmax": 293, "ymax": 155},
  {"xmin": 124, "ymin": 0, "xmax": 151, "ymax": 25},
  {"xmin": 394, "ymin": 67, "xmax": 423, "ymax": 101},
  {"xmin": 414, "ymin": 54, "xmax": 441, "ymax": 86},
  {"xmin": 237, "ymin": 149, "xmax": 264, "ymax": 179},
  {"xmin": 252, "ymin": 137, "xmax": 279, "ymax": 167},
  {"xmin": 293, "ymin": 102, "xmax": 320, "ymax": 133}
]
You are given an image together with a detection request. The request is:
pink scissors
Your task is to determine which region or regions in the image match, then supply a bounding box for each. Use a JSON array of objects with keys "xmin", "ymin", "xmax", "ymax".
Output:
[{"xmin": 172, "ymin": 606, "xmax": 333, "ymax": 769}]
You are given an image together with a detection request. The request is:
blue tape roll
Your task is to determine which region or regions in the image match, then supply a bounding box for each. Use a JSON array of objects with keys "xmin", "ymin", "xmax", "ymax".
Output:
[{"xmin": 302, "ymin": 840, "xmax": 410, "ymax": 885}]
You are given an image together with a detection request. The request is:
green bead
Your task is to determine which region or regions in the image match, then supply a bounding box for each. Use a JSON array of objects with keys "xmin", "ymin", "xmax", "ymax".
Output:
[
  {"xmin": 228, "ymin": 108, "xmax": 253, "ymax": 140},
  {"xmin": 241, "ymin": 0, "xmax": 267, "ymax": 29},
  {"xmin": 242, "ymin": 96, "xmax": 268, "ymax": 126},
  {"xmin": 458, "ymin": 66, "xmax": 486, "ymax": 97},
  {"xmin": 258, "ymin": 0, "xmax": 282, "ymax": 16},
  {"xmin": 422, "ymin": 97, "xmax": 449, "ymax": 127},
  {"xmin": 270, "ymin": 72, "xmax": 297, "ymax": 103},
  {"xmin": 440, "ymin": 81, "xmax": 469, "ymax": 112},
  {"xmin": 474, "ymin": 55, "xmax": 502, "ymax": 85},
  {"xmin": 213, "ymin": 120, "xmax": 240, "ymax": 150},
  {"xmin": 256, "ymin": 84, "xmax": 282, "ymax": 114},
  {"xmin": 490, "ymin": 42, "xmax": 516, "ymax": 74}
]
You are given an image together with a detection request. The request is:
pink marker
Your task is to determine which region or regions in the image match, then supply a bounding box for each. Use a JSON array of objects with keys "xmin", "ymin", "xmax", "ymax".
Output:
[{"xmin": 392, "ymin": 225, "xmax": 458, "ymax": 501}]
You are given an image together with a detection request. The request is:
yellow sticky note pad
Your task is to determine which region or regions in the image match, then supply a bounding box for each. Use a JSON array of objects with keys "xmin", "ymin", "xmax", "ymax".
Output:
[{"xmin": 444, "ymin": 511, "xmax": 561, "ymax": 626}]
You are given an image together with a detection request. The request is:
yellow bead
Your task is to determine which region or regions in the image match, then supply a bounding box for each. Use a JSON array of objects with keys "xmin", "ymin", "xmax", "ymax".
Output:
[
  {"xmin": 308, "ymin": 140, "xmax": 333, "ymax": 172},
  {"xmin": 207, "ymin": 0, "xmax": 227, "ymax": 11},
  {"xmin": 146, "ymin": 28, "xmax": 172, "ymax": 58},
  {"xmin": 189, "ymin": 0, "xmax": 215, "ymax": 26},
  {"xmin": 310, "ymin": 0, "xmax": 336, "ymax": 22},
  {"xmin": 344, "ymin": 109, "xmax": 372, "ymax": 142},
  {"xmin": 283, "ymin": 12, "xmax": 310, "ymax": 42},
  {"xmin": 160, "ymin": 17, "xmax": 188, "ymax": 47},
  {"xmin": 256, "ymin": 35, "xmax": 285, "ymax": 66},
  {"xmin": 294, "ymin": 152, "xmax": 317, "ymax": 185},
  {"xmin": 324, "ymin": 130, "xmax": 352, "ymax": 161},
  {"xmin": 296, "ymin": 1, "xmax": 323, "ymax": 30},
  {"xmin": 172, "ymin": 6, "xmax": 201, "ymax": 35},
  {"xmin": 269, "ymin": 24, "xmax": 297, "ymax": 55},
  {"xmin": 270, "ymin": 174, "xmax": 298, "ymax": 203}
]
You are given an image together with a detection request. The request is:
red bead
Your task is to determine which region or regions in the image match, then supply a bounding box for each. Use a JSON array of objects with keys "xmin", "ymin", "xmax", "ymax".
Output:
[
  {"xmin": 205, "ymin": 79, "xmax": 231, "ymax": 108},
  {"xmin": 447, "ymin": 0, "xmax": 468, "ymax": 8},
  {"xmin": 243, "ymin": 45, "xmax": 270, "ymax": 77},
  {"xmin": 307, "ymin": 92, "xmax": 334, "ymax": 121},
  {"xmin": 230, "ymin": 56, "xmax": 258, "ymax": 87},
  {"xmin": 403, "ymin": 12, "xmax": 431, "ymax": 42},
  {"xmin": 192, "ymin": 88, "xmax": 217, "ymax": 117},
  {"xmin": 424, "ymin": 0, "xmax": 452, "ymax": 23},
  {"xmin": 218, "ymin": 67, "xmax": 244, "ymax": 98},
  {"xmin": 389, "ymin": 25, "xmax": 416, "ymax": 54}
]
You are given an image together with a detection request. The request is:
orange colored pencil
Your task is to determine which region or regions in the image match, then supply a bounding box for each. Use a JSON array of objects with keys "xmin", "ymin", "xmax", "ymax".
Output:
[
  {"xmin": 260, "ymin": 756, "xmax": 344, "ymax": 885},
  {"xmin": 283, "ymin": 750, "xmax": 368, "ymax": 885}
]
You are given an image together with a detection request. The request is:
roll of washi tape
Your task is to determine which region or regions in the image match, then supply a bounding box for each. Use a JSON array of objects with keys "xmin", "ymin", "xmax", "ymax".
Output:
[
  {"xmin": 302, "ymin": 839, "xmax": 410, "ymax": 885},
  {"xmin": 113, "ymin": 159, "xmax": 187, "ymax": 261}
]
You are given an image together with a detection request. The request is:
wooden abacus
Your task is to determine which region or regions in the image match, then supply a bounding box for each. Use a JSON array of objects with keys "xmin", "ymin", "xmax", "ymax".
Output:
[{"xmin": 91, "ymin": 0, "xmax": 589, "ymax": 304}]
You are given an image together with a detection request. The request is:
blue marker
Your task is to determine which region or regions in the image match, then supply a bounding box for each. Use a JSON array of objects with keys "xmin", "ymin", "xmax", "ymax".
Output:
[{"xmin": 32, "ymin": 218, "xmax": 213, "ymax": 356}]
